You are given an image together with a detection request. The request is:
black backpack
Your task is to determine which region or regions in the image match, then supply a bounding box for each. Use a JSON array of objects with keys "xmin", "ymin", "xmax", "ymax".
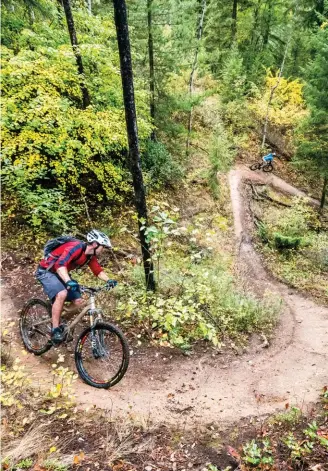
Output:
[
  {"xmin": 44, "ymin": 236, "xmax": 80, "ymax": 259},
  {"xmin": 43, "ymin": 236, "xmax": 91, "ymax": 271}
]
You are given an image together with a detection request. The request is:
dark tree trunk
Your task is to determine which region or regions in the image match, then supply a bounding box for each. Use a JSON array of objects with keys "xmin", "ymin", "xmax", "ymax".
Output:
[
  {"xmin": 231, "ymin": 0, "xmax": 238, "ymax": 41},
  {"xmin": 263, "ymin": 0, "xmax": 273, "ymax": 47},
  {"xmin": 147, "ymin": 0, "xmax": 156, "ymax": 140},
  {"xmin": 62, "ymin": 0, "xmax": 91, "ymax": 109},
  {"xmin": 250, "ymin": 0, "xmax": 262, "ymax": 49},
  {"xmin": 112, "ymin": 0, "xmax": 156, "ymax": 291},
  {"xmin": 320, "ymin": 175, "xmax": 327, "ymax": 210}
]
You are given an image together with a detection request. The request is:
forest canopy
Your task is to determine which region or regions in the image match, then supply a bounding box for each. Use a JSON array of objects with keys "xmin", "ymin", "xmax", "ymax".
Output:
[{"xmin": 1, "ymin": 0, "xmax": 327, "ymax": 236}]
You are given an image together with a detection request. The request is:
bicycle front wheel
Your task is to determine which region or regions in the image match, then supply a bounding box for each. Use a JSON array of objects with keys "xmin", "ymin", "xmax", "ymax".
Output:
[
  {"xmin": 20, "ymin": 299, "xmax": 52, "ymax": 355},
  {"xmin": 263, "ymin": 162, "xmax": 273, "ymax": 172},
  {"xmin": 75, "ymin": 323, "xmax": 129, "ymax": 389}
]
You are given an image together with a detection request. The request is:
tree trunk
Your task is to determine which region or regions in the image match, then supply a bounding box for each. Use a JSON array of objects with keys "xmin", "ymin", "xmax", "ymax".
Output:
[
  {"xmin": 62, "ymin": 0, "xmax": 91, "ymax": 109},
  {"xmin": 87, "ymin": 0, "xmax": 92, "ymax": 14},
  {"xmin": 320, "ymin": 175, "xmax": 327, "ymax": 210},
  {"xmin": 250, "ymin": 0, "xmax": 262, "ymax": 50},
  {"xmin": 263, "ymin": 0, "xmax": 273, "ymax": 47},
  {"xmin": 147, "ymin": 0, "xmax": 156, "ymax": 140},
  {"xmin": 186, "ymin": 0, "xmax": 206, "ymax": 156},
  {"xmin": 231, "ymin": 0, "xmax": 237, "ymax": 41},
  {"xmin": 261, "ymin": 1, "xmax": 299, "ymax": 148},
  {"xmin": 112, "ymin": 0, "xmax": 156, "ymax": 291}
]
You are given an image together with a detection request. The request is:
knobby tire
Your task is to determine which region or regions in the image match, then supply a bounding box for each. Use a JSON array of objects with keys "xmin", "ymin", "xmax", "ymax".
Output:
[
  {"xmin": 75, "ymin": 322, "xmax": 129, "ymax": 389},
  {"xmin": 20, "ymin": 298, "xmax": 52, "ymax": 355},
  {"xmin": 263, "ymin": 163, "xmax": 273, "ymax": 172}
]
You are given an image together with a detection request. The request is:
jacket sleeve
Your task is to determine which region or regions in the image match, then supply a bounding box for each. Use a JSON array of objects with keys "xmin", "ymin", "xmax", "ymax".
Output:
[
  {"xmin": 88, "ymin": 256, "xmax": 103, "ymax": 276},
  {"xmin": 56, "ymin": 243, "xmax": 85, "ymax": 268}
]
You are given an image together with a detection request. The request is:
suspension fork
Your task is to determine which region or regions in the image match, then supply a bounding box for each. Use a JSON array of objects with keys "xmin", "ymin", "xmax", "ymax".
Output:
[
  {"xmin": 88, "ymin": 296, "xmax": 104, "ymax": 358},
  {"xmin": 89, "ymin": 295, "xmax": 96, "ymax": 326}
]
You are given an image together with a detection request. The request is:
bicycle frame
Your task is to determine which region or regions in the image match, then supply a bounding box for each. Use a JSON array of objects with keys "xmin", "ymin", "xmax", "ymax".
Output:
[
  {"xmin": 33, "ymin": 293, "xmax": 102, "ymax": 333},
  {"xmin": 63, "ymin": 294, "xmax": 101, "ymax": 331}
]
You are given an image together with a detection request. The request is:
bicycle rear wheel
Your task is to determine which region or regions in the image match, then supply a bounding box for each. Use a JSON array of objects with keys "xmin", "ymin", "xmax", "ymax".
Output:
[
  {"xmin": 20, "ymin": 299, "xmax": 52, "ymax": 355},
  {"xmin": 250, "ymin": 163, "xmax": 261, "ymax": 171},
  {"xmin": 75, "ymin": 322, "xmax": 129, "ymax": 389}
]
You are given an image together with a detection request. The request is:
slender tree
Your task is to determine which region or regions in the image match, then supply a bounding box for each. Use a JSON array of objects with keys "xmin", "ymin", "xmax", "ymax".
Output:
[
  {"xmin": 62, "ymin": 0, "xmax": 91, "ymax": 108},
  {"xmin": 261, "ymin": 1, "xmax": 299, "ymax": 147},
  {"xmin": 231, "ymin": 0, "xmax": 238, "ymax": 41},
  {"xmin": 186, "ymin": 0, "xmax": 206, "ymax": 155},
  {"xmin": 112, "ymin": 0, "xmax": 156, "ymax": 290},
  {"xmin": 147, "ymin": 0, "xmax": 156, "ymax": 140},
  {"xmin": 295, "ymin": 17, "xmax": 328, "ymax": 210}
]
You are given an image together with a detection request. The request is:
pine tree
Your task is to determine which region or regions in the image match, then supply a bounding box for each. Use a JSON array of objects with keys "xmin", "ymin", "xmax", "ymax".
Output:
[{"xmin": 295, "ymin": 20, "xmax": 328, "ymax": 209}]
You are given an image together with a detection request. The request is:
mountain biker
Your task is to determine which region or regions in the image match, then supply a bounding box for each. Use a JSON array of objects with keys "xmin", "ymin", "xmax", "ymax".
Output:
[
  {"xmin": 35, "ymin": 230, "xmax": 117, "ymax": 345},
  {"xmin": 263, "ymin": 152, "xmax": 276, "ymax": 163}
]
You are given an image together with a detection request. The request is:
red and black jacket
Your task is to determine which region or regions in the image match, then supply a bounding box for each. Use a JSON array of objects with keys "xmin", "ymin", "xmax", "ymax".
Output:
[{"xmin": 39, "ymin": 241, "xmax": 103, "ymax": 276}]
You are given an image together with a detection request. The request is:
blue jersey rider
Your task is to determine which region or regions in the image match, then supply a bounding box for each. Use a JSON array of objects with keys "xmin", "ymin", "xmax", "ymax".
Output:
[{"xmin": 263, "ymin": 152, "xmax": 276, "ymax": 163}]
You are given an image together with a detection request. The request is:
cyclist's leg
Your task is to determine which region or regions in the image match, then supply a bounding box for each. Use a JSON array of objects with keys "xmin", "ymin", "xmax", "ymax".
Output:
[
  {"xmin": 52, "ymin": 290, "xmax": 68, "ymax": 328},
  {"xmin": 36, "ymin": 268, "xmax": 68, "ymax": 328}
]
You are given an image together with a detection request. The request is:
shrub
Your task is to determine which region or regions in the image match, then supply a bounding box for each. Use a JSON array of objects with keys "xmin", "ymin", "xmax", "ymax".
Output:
[
  {"xmin": 114, "ymin": 259, "xmax": 280, "ymax": 349},
  {"xmin": 273, "ymin": 232, "xmax": 302, "ymax": 251},
  {"xmin": 208, "ymin": 122, "xmax": 236, "ymax": 197},
  {"xmin": 1, "ymin": 163, "xmax": 79, "ymax": 233},
  {"xmin": 141, "ymin": 140, "xmax": 184, "ymax": 188}
]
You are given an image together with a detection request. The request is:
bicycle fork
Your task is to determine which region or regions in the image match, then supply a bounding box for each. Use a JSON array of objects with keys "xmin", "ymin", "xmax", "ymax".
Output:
[{"xmin": 88, "ymin": 295, "xmax": 105, "ymax": 359}]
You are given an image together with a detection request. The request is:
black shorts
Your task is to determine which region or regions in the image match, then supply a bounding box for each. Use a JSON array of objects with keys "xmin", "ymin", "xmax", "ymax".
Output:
[{"xmin": 35, "ymin": 267, "xmax": 81, "ymax": 303}]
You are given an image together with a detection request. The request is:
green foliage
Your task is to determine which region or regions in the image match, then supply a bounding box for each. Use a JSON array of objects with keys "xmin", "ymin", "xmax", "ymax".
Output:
[
  {"xmin": 115, "ymin": 205, "xmax": 280, "ymax": 349},
  {"xmin": 220, "ymin": 45, "xmax": 246, "ymax": 104},
  {"xmin": 1, "ymin": 163, "xmax": 78, "ymax": 232},
  {"xmin": 142, "ymin": 140, "xmax": 184, "ymax": 188},
  {"xmin": 257, "ymin": 193, "xmax": 328, "ymax": 299},
  {"xmin": 116, "ymin": 259, "xmax": 280, "ymax": 349},
  {"xmin": 242, "ymin": 439, "xmax": 274, "ymax": 466},
  {"xmin": 269, "ymin": 406, "xmax": 302, "ymax": 425},
  {"xmin": 14, "ymin": 459, "xmax": 33, "ymax": 469},
  {"xmin": 295, "ymin": 22, "xmax": 328, "ymax": 189},
  {"xmin": 42, "ymin": 460, "xmax": 68, "ymax": 471},
  {"xmin": 1, "ymin": 6, "xmax": 152, "ymax": 235},
  {"xmin": 258, "ymin": 197, "xmax": 320, "ymax": 252},
  {"xmin": 272, "ymin": 233, "xmax": 302, "ymax": 251},
  {"xmin": 208, "ymin": 121, "xmax": 236, "ymax": 197}
]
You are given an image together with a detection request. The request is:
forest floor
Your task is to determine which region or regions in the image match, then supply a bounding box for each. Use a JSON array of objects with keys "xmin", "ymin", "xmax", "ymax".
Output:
[{"xmin": 2, "ymin": 165, "xmax": 328, "ymax": 430}]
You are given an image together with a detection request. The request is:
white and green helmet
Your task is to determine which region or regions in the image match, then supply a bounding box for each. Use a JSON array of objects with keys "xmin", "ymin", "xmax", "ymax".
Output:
[{"xmin": 87, "ymin": 229, "xmax": 112, "ymax": 248}]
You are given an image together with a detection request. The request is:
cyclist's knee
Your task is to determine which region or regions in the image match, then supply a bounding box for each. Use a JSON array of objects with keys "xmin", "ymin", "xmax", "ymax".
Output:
[
  {"xmin": 56, "ymin": 290, "xmax": 68, "ymax": 301},
  {"xmin": 73, "ymin": 298, "xmax": 84, "ymax": 305}
]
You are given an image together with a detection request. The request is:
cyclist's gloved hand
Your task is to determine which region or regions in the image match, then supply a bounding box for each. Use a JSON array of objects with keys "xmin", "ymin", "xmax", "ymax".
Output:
[
  {"xmin": 105, "ymin": 279, "xmax": 118, "ymax": 290},
  {"xmin": 66, "ymin": 279, "xmax": 79, "ymax": 292}
]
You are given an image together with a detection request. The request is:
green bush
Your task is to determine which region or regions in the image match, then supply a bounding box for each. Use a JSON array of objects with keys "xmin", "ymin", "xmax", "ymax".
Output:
[
  {"xmin": 141, "ymin": 140, "xmax": 184, "ymax": 188},
  {"xmin": 114, "ymin": 258, "xmax": 280, "ymax": 349},
  {"xmin": 208, "ymin": 122, "xmax": 236, "ymax": 197},
  {"xmin": 1, "ymin": 163, "xmax": 79, "ymax": 233},
  {"xmin": 273, "ymin": 233, "xmax": 302, "ymax": 251}
]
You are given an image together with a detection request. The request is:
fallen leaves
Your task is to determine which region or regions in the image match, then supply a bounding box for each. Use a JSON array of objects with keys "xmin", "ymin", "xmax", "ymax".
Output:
[{"xmin": 73, "ymin": 451, "xmax": 85, "ymax": 465}]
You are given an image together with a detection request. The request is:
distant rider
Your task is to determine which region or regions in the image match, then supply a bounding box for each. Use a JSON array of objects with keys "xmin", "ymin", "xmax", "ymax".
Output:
[
  {"xmin": 263, "ymin": 152, "xmax": 276, "ymax": 163},
  {"xmin": 35, "ymin": 230, "xmax": 117, "ymax": 345}
]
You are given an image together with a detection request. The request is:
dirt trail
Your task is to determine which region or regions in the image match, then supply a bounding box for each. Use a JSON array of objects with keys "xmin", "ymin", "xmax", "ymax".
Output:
[{"xmin": 2, "ymin": 166, "xmax": 328, "ymax": 427}]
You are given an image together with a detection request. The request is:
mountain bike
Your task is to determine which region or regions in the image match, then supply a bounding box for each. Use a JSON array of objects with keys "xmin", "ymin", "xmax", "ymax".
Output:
[
  {"xmin": 249, "ymin": 160, "xmax": 273, "ymax": 172},
  {"xmin": 19, "ymin": 285, "xmax": 129, "ymax": 389}
]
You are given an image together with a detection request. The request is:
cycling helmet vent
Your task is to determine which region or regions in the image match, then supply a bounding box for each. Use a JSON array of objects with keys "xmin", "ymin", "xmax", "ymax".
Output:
[{"xmin": 87, "ymin": 229, "xmax": 112, "ymax": 248}]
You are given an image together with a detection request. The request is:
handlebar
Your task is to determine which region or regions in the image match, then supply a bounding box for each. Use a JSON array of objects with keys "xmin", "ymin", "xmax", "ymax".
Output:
[{"xmin": 80, "ymin": 285, "xmax": 113, "ymax": 295}]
